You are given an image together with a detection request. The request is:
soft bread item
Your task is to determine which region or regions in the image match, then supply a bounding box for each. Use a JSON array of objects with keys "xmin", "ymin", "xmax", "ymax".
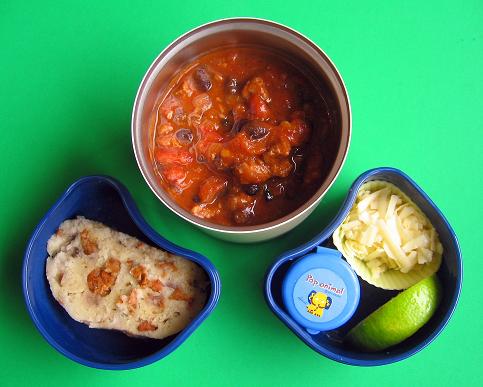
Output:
[{"xmin": 46, "ymin": 217, "xmax": 208, "ymax": 339}]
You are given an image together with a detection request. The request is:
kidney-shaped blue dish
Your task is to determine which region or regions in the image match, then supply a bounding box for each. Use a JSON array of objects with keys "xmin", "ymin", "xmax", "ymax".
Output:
[
  {"xmin": 264, "ymin": 167, "xmax": 462, "ymax": 366},
  {"xmin": 23, "ymin": 176, "xmax": 221, "ymax": 370}
]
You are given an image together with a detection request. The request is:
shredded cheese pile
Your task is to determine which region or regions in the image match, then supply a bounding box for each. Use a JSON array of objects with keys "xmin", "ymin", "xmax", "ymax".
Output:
[{"xmin": 336, "ymin": 182, "xmax": 443, "ymax": 280}]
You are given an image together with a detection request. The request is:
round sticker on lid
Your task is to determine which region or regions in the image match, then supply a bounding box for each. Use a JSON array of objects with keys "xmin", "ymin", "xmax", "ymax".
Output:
[
  {"xmin": 282, "ymin": 247, "xmax": 360, "ymax": 334},
  {"xmin": 292, "ymin": 268, "xmax": 347, "ymax": 324}
]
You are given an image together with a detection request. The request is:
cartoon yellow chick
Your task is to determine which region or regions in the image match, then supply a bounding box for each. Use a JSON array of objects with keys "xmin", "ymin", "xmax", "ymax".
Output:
[{"xmin": 307, "ymin": 291, "xmax": 332, "ymax": 317}]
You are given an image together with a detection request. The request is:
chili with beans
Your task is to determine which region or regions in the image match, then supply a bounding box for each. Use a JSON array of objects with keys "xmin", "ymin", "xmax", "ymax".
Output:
[{"xmin": 149, "ymin": 47, "xmax": 332, "ymax": 226}]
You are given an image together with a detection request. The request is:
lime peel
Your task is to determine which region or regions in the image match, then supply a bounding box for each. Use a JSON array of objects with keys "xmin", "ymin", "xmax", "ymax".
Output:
[{"xmin": 346, "ymin": 275, "xmax": 442, "ymax": 352}]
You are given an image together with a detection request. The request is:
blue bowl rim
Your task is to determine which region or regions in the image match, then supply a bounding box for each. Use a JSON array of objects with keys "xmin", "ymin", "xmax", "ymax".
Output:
[
  {"xmin": 22, "ymin": 175, "xmax": 222, "ymax": 370},
  {"xmin": 264, "ymin": 167, "xmax": 463, "ymax": 366}
]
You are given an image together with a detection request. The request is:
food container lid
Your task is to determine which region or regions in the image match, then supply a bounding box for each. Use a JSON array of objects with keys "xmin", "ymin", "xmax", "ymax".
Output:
[{"xmin": 282, "ymin": 246, "xmax": 360, "ymax": 334}]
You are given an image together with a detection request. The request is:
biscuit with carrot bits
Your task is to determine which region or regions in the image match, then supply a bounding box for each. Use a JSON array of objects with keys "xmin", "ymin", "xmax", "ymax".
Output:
[{"xmin": 46, "ymin": 217, "xmax": 209, "ymax": 339}]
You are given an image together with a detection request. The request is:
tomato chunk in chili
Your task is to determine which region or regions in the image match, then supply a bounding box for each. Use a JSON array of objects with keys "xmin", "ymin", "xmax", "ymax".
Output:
[{"xmin": 149, "ymin": 47, "xmax": 332, "ymax": 226}]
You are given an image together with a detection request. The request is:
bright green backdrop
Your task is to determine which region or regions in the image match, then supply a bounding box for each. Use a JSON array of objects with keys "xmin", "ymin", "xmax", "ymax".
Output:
[{"xmin": 1, "ymin": 1, "xmax": 481, "ymax": 386}]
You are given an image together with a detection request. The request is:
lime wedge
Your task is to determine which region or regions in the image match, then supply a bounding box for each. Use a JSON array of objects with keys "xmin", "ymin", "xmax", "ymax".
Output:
[{"xmin": 346, "ymin": 275, "xmax": 442, "ymax": 352}]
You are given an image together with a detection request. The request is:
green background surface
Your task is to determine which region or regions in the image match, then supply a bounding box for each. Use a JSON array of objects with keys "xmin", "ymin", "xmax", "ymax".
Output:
[{"xmin": 1, "ymin": 1, "xmax": 482, "ymax": 386}]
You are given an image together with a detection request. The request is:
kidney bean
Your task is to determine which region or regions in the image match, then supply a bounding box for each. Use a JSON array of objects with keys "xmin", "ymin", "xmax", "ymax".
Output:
[
  {"xmin": 242, "ymin": 184, "xmax": 259, "ymax": 196},
  {"xmin": 175, "ymin": 128, "xmax": 193, "ymax": 145},
  {"xmin": 263, "ymin": 185, "xmax": 274, "ymax": 201},
  {"xmin": 221, "ymin": 111, "xmax": 234, "ymax": 130},
  {"xmin": 193, "ymin": 67, "xmax": 212, "ymax": 91},
  {"xmin": 226, "ymin": 77, "xmax": 239, "ymax": 94},
  {"xmin": 243, "ymin": 121, "xmax": 270, "ymax": 140}
]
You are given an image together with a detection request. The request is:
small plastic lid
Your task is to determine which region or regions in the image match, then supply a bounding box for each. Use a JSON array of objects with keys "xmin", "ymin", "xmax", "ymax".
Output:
[{"xmin": 282, "ymin": 246, "xmax": 360, "ymax": 334}]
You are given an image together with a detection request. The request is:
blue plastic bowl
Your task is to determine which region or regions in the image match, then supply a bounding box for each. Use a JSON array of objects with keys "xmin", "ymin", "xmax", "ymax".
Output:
[
  {"xmin": 264, "ymin": 167, "xmax": 462, "ymax": 366},
  {"xmin": 23, "ymin": 176, "xmax": 221, "ymax": 370}
]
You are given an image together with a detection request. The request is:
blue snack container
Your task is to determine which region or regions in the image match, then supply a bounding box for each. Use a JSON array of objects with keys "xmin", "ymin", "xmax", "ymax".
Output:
[
  {"xmin": 22, "ymin": 175, "xmax": 221, "ymax": 370},
  {"xmin": 264, "ymin": 167, "xmax": 463, "ymax": 366},
  {"xmin": 282, "ymin": 247, "xmax": 360, "ymax": 334}
]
